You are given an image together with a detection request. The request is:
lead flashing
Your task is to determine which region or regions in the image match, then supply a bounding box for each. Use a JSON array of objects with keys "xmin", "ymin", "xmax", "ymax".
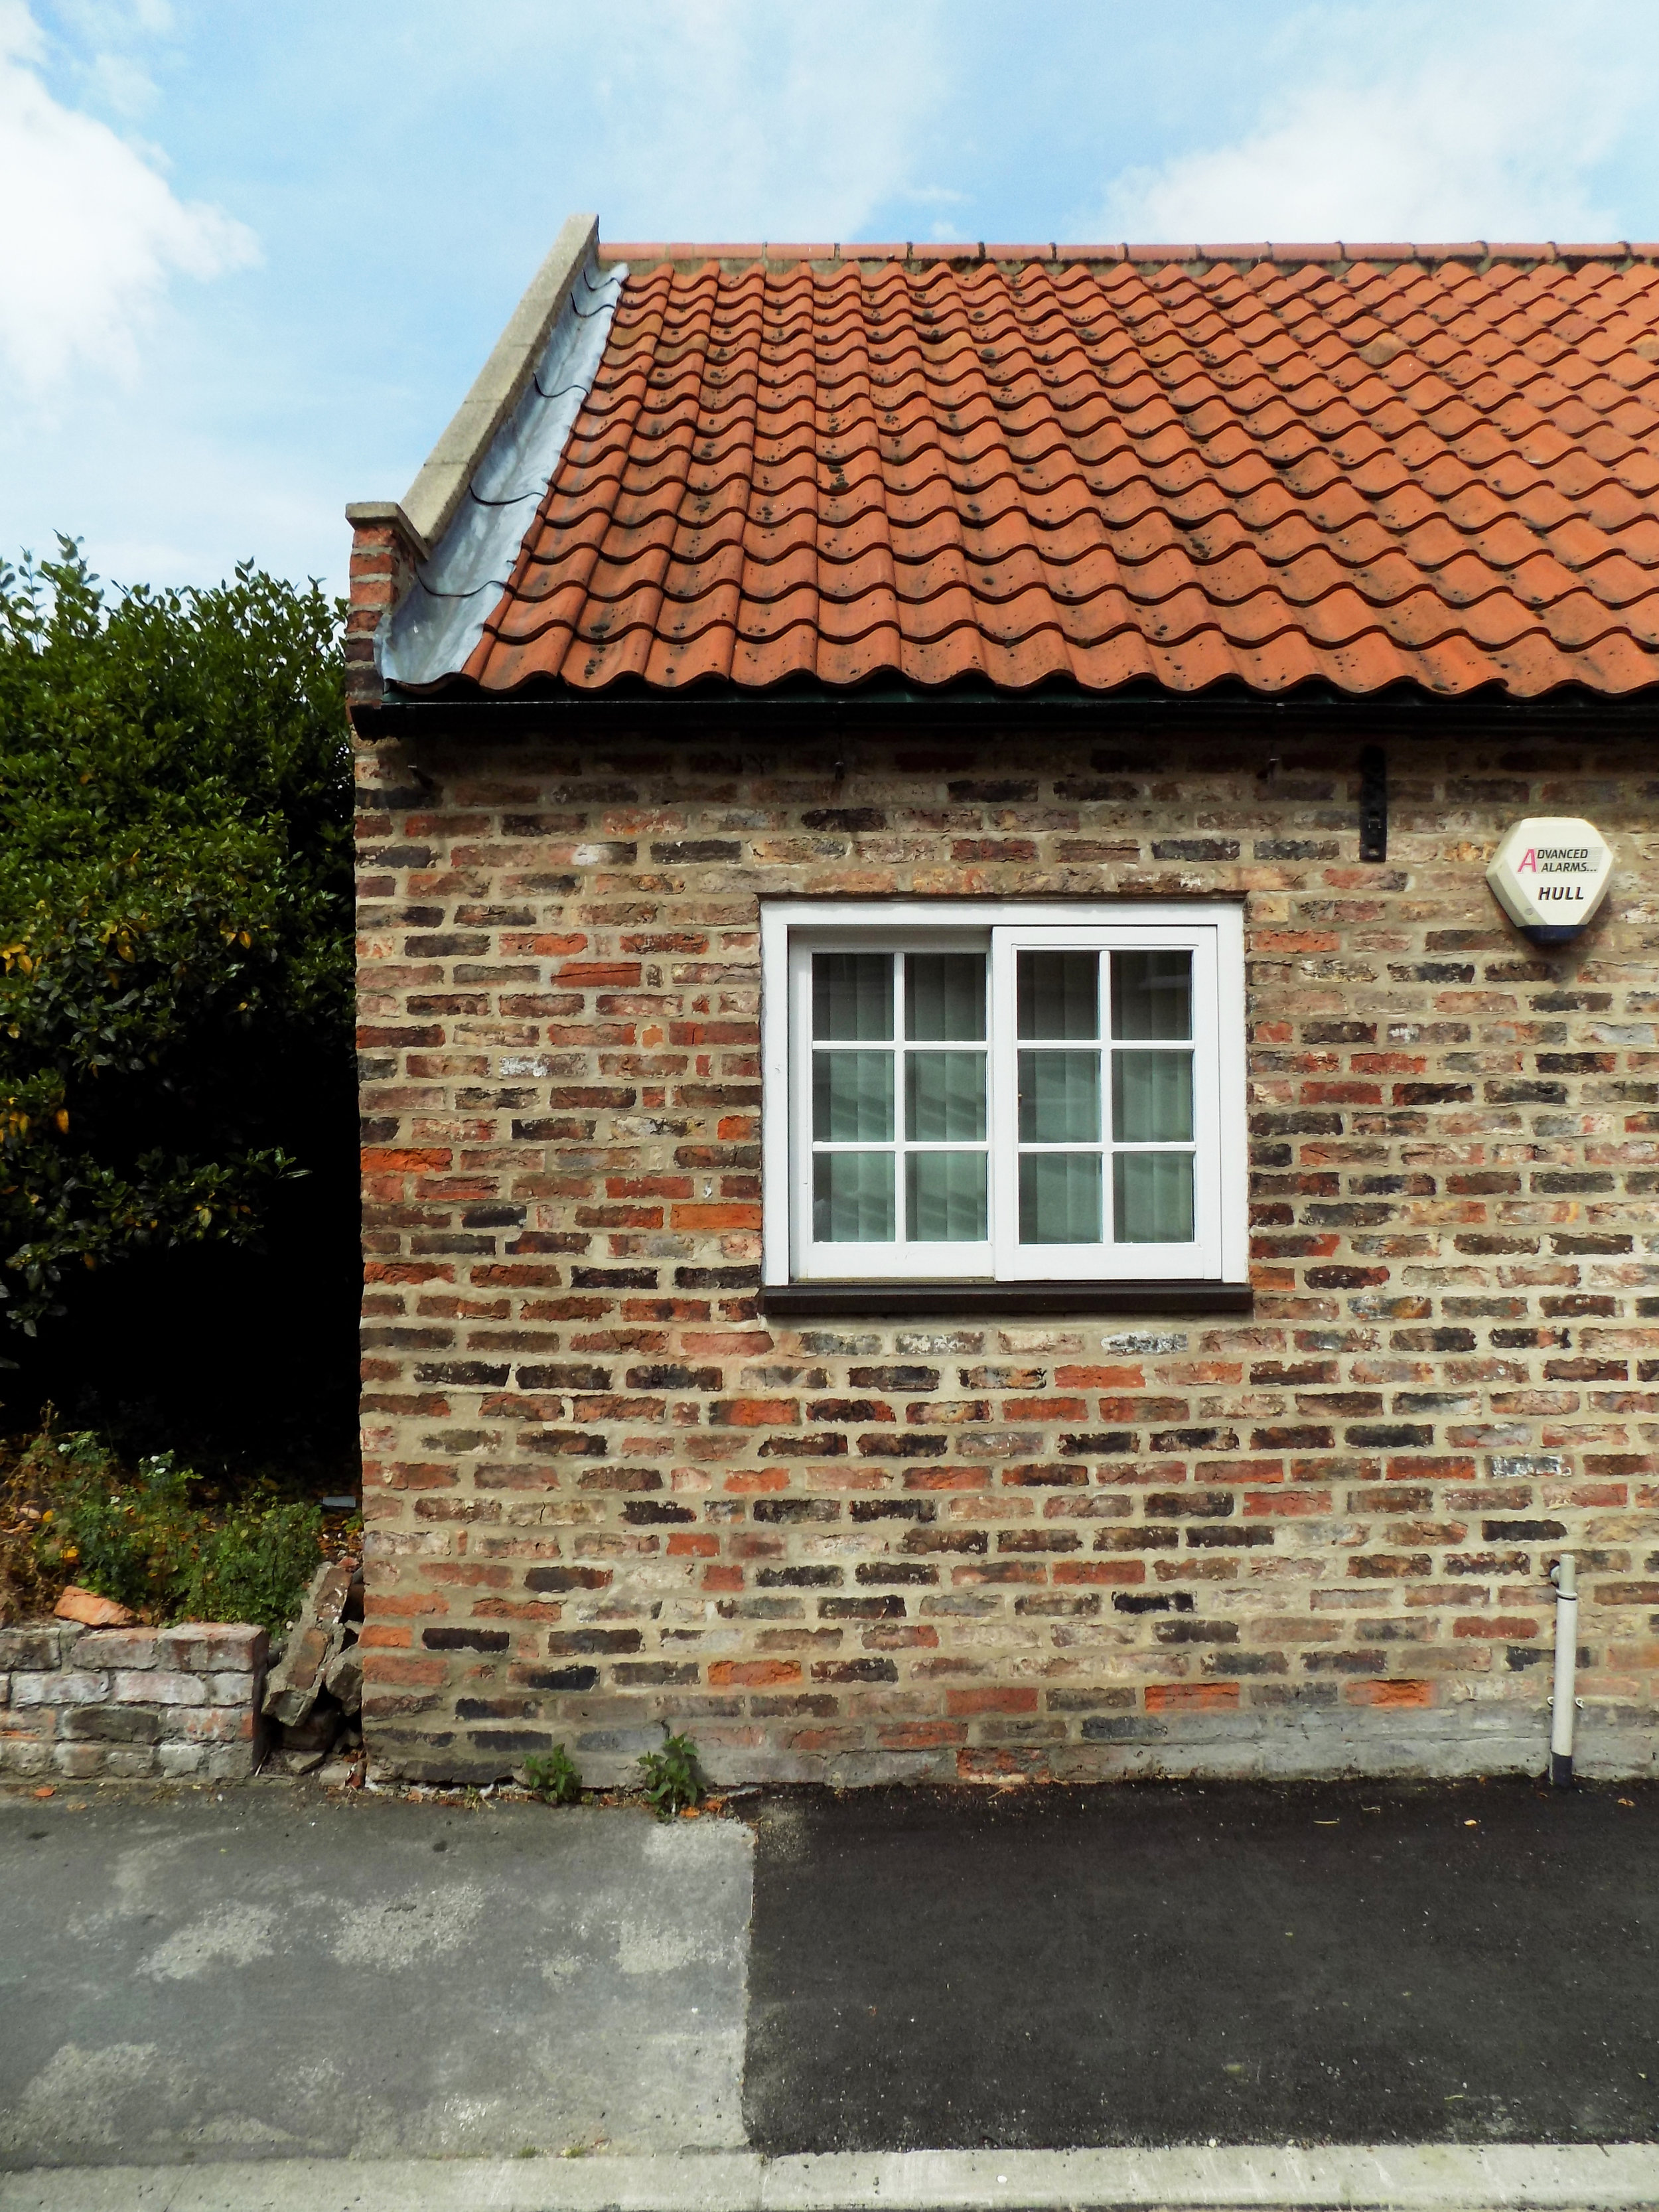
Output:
[
  {"xmin": 403, "ymin": 212, "xmax": 599, "ymax": 551},
  {"xmin": 344, "ymin": 213, "xmax": 613, "ymax": 695},
  {"xmin": 378, "ymin": 248, "xmax": 625, "ymax": 688}
]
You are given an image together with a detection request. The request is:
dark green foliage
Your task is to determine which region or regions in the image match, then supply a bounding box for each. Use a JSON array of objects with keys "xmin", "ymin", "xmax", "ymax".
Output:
[
  {"xmin": 28, "ymin": 1426, "xmax": 328, "ymax": 1633},
  {"xmin": 524, "ymin": 1745, "xmax": 583, "ymax": 1805},
  {"xmin": 183, "ymin": 1500, "xmax": 330, "ymax": 1635},
  {"xmin": 0, "ymin": 540, "xmax": 352, "ymax": 1342},
  {"xmin": 34, "ymin": 1430, "xmax": 194, "ymax": 1615},
  {"xmin": 637, "ymin": 1726, "xmax": 706, "ymax": 1818}
]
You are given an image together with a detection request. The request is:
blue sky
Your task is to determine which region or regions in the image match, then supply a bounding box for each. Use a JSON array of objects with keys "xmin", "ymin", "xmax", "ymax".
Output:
[{"xmin": 5, "ymin": 0, "xmax": 1659, "ymax": 599}]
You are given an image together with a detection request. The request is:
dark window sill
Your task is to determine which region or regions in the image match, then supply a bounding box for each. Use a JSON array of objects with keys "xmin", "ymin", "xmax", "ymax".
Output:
[{"xmin": 761, "ymin": 1281, "xmax": 1254, "ymax": 1317}]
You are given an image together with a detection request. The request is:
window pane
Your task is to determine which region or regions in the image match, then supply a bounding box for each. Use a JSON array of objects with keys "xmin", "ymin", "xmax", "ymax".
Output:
[
  {"xmin": 813, "ymin": 952, "xmax": 893, "ymax": 1040},
  {"xmin": 814, "ymin": 1050, "xmax": 893, "ymax": 1142},
  {"xmin": 1112, "ymin": 950, "xmax": 1191, "ymax": 1040},
  {"xmin": 906, "ymin": 1051, "xmax": 987, "ymax": 1141},
  {"xmin": 1114, "ymin": 1151, "xmax": 1194, "ymax": 1242},
  {"xmin": 814, "ymin": 1152, "xmax": 895, "ymax": 1242},
  {"xmin": 1017, "ymin": 950, "xmax": 1098, "ymax": 1039},
  {"xmin": 907, "ymin": 1151, "xmax": 989, "ymax": 1242},
  {"xmin": 906, "ymin": 953, "xmax": 986, "ymax": 1041},
  {"xmin": 1112, "ymin": 1050, "xmax": 1193, "ymax": 1143},
  {"xmin": 1019, "ymin": 1152, "xmax": 1102, "ymax": 1244},
  {"xmin": 1018, "ymin": 1050, "xmax": 1100, "ymax": 1143}
]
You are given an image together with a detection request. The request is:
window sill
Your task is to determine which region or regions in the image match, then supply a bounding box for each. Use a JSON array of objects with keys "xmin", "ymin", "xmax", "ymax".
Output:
[{"xmin": 761, "ymin": 1280, "xmax": 1254, "ymax": 1317}]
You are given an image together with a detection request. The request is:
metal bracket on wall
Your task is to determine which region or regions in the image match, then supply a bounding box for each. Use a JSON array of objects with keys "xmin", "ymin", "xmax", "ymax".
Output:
[{"xmin": 1359, "ymin": 745, "xmax": 1388, "ymax": 861}]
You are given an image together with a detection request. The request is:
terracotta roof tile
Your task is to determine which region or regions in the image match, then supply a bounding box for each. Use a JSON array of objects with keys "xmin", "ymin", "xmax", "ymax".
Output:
[{"xmin": 433, "ymin": 248, "xmax": 1659, "ymax": 697}]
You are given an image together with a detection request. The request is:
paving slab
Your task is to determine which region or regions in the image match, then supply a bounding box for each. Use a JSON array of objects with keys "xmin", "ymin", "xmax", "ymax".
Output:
[
  {"xmin": 742, "ymin": 1777, "xmax": 1659, "ymax": 2152},
  {"xmin": 0, "ymin": 1788, "xmax": 751, "ymax": 2166},
  {"xmin": 6, "ymin": 2143, "xmax": 1659, "ymax": 2211}
]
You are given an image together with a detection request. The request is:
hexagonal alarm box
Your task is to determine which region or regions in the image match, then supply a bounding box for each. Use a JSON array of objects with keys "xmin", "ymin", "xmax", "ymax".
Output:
[{"xmin": 1486, "ymin": 816, "xmax": 1613, "ymax": 945}]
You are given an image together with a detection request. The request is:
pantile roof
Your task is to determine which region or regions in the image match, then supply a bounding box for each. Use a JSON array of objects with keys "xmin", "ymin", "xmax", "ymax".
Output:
[{"xmin": 397, "ymin": 244, "xmax": 1659, "ymax": 699}]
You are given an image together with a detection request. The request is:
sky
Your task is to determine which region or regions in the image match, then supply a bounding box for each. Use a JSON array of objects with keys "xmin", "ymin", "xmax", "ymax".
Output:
[{"xmin": 4, "ymin": 0, "xmax": 1659, "ymax": 599}]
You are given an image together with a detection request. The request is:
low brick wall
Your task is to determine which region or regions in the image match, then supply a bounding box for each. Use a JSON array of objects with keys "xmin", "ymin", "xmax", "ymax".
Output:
[{"xmin": 0, "ymin": 1623, "xmax": 267, "ymax": 1782}]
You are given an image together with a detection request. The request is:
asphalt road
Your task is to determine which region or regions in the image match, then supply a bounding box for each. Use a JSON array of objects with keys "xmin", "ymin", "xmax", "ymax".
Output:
[{"xmin": 741, "ymin": 1777, "xmax": 1659, "ymax": 2152}]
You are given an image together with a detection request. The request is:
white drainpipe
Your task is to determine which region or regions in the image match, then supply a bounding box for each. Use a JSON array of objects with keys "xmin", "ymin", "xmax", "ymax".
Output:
[{"xmin": 1549, "ymin": 1553, "xmax": 1578, "ymax": 1789}]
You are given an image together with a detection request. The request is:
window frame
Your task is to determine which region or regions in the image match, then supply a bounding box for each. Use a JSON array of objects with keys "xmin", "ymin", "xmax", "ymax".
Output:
[
  {"xmin": 790, "ymin": 925, "xmax": 996, "ymax": 1281},
  {"xmin": 760, "ymin": 899, "xmax": 1248, "ymax": 1290}
]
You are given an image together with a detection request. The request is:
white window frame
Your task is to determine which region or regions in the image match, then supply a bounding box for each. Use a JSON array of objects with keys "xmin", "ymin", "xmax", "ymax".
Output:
[{"xmin": 760, "ymin": 900, "xmax": 1248, "ymax": 1288}]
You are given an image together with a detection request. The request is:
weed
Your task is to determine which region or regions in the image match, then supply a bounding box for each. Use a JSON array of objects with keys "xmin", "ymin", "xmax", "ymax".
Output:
[
  {"xmin": 524, "ymin": 1744, "xmax": 581, "ymax": 1805},
  {"xmin": 182, "ymin": 1499, "xmax": 326, "ymax": 1635},
  {"xmin": 38, "ymin": 1436, "xmax": 195, "ymax": 1615},
  {"xmin": 1, "ymin": 1422, "xmax": 326, "ymax": 1631},
  {"xmin": 637, "ymin": 1725, "xmax": 705, "ymax": 1818}
]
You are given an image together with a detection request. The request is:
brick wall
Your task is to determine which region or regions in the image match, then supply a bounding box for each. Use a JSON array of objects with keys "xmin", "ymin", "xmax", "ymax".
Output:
[
  {"xmin": 353, "ymin": 715, "xmax": 1658, "ymax": 1784},
  {"xmin": 0, "ymin": 1623, "xmax": 267, "ymax": 1781}
]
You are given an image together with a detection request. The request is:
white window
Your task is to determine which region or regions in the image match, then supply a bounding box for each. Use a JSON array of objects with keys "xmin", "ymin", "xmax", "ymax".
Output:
[{"xmin": 760, "ymin": 901, "xmax": 1248, "ymax": 1288}]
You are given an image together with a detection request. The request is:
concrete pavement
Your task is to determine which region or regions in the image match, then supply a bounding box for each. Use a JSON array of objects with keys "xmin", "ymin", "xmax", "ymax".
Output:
[{"xmin": 0, "ymin": 1788, "xmax": 749, "ymax": 2163}]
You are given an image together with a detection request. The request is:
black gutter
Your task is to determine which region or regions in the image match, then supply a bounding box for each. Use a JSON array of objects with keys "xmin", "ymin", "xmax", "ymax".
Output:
[{"xmin": 352, "ymin": 680, "xmax": 1659, "ymax": 741}]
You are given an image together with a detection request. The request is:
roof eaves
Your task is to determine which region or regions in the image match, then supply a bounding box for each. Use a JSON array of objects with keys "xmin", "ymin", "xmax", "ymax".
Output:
[{"xmin": 353, "ymin": 668, "xmax": 1659, "ymax": 739}]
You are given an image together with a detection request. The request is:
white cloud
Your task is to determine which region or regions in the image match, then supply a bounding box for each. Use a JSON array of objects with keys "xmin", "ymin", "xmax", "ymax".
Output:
[
  {"xmin": 53, "ymin": 0, "xmax": 175, "ymax": 115},
  {"xmin": 81, "ymin": 46, "xmax": 158, "ymax": 117},
  {"xmin": 54, "ymin": 0, "xmax": 174, "ymax": 37},
  {"xmin": 1087, "ymin": 6, "xmax": 1638, "ymax": 245},
  {"xmin": 0, "ymin": 0, "xmax": 257, "ymax": 396},
  {"xmin": 561, "ymin": 0, "xmax": 953, "ymax": 240}
]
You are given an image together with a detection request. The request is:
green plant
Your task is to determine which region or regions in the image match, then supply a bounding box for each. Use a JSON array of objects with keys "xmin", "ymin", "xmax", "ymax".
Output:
[
  {"xmin": 180, "ymin": 1497, "xmax": 326, "ymax": 1635},
  {"xmin": 524, "ymin": 1744, "xmax": 582, "ymax": 1805},
  {"xmin": 23, "ymin": 1423, "xmax": 326, "ymax": 1630},
  {"xmin": 0, "ymin": 542, "xmax": 351, "ymax": 1339},
  {"xmin": 33, "ymin": 1431, "xmax": 197, "ymax": 1614},
  {"xmin": 636, "ymin": 1726, "xmax": 705, "ymax": 1818}
]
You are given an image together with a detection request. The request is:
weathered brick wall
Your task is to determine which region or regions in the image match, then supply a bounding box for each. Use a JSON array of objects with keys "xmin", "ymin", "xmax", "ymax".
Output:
[
  {"xmin": 354, "ymin": 716, "xmax": 1658, "ymax": 1784},
  {"xmin": 0, "ymin": 1623, "xmax": 267, "ymax": 1781}
]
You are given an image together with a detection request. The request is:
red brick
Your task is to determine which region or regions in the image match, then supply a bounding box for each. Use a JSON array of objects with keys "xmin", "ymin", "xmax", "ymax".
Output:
[
  {"xmin": 1145, "ymin": 1683, "xmax": 1240, "ymax": 1712},
  {"xmin": 671, "ymin": 1203, "xmax": 764, "ymax": 1229},
  {"xmin": 1344, "ymin": 1680, "xmax": 1435, "ymax": 1708},
  {"xmin": 946, "ymin": 1687, "xmax": 1039, "ymax": 1717}
]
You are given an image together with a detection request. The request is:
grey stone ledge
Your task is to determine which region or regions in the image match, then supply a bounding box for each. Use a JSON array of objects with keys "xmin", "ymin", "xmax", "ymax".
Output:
[{"xmin": 7, "ymin": 2144, "xmax": 1659, "ymax": 2212}]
